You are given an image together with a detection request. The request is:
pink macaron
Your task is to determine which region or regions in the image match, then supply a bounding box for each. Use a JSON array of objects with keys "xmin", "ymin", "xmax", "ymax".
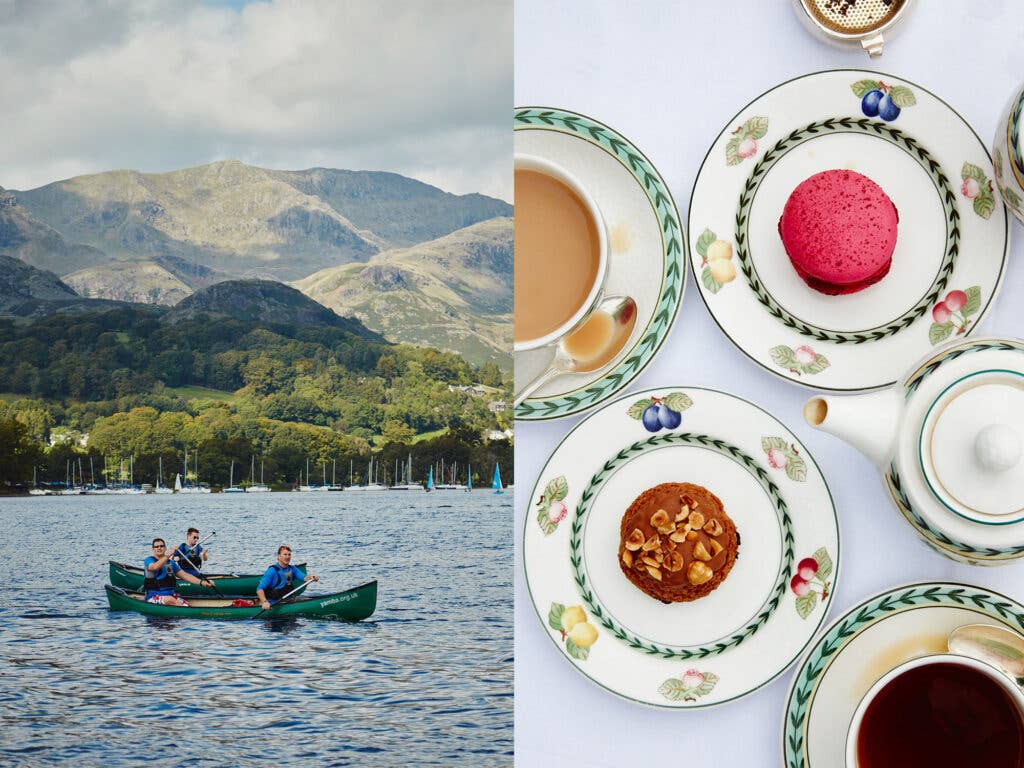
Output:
[{"xmin": 778, "ymin": 170, "xmax": 899, "ymax": 296}]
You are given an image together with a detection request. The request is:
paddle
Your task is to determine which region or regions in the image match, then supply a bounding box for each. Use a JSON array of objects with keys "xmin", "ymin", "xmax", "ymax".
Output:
[
  {"xmin": 251, "ymin": 578, "xmax": 315, "ymax": 619},
  {"xmin": 173, "ymin": 536, "xmax": 223, "ymax": 598}
]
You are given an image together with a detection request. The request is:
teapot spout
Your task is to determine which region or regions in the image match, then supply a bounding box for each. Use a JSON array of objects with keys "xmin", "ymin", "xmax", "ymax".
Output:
[{"xmin": 803, "ymin": 388, "xmax": 903, "ymax": 468}]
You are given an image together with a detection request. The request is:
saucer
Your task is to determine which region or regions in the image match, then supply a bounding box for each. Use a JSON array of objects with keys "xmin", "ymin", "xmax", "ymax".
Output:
[
  {"xmin": 782, "ymin": 581, "xmax": 1024, "ymax": 767},
  {"xmin": 689, "ymin": 70, "xmax": 1009, "ymax": 392},
  {"xmin": 523, "ymin": 386, "xmax": 839, "ymax": 707},
  {"xmin": 514, "ymin": 108, "xmax": 686, "ymax": 420}
]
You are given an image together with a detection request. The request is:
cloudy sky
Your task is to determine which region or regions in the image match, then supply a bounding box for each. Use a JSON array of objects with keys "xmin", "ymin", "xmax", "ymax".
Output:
[{"xmin": 0, "ymin": 0, "xmax": 512, "ymax": 201}]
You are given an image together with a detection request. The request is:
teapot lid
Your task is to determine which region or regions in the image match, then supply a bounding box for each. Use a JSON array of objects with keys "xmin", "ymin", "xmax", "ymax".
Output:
[{"xmin": 920, "ymin": 370, "xmax": 1024, "ymax": 524}]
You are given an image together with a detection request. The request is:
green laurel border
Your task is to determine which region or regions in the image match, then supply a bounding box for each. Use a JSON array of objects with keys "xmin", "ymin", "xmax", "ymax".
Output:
[
  {"xmin": 569, "ymin": 432, "xmax": 796, "ymax": 658},
  {"xmin": 1008, "ymin": 87, "xmax": 1024, "ymax": 188},
  {"xmin": 513, "ymin": 108, "xmax": 685, "ymax": 420},
  {"xmin": 782, "ymin": 582, "xmax": 1024, "ymax": 768},
  {"xmin": 735, "ymin": 117, "xmax": 960, "ymax": 343},
  {"xmin": 888, "ymin": 464, "xmax": 1024, "ymax": 562},
  {"xmin": 904, "ymin": 339, "xmax": 1022, "ymax": 397}
]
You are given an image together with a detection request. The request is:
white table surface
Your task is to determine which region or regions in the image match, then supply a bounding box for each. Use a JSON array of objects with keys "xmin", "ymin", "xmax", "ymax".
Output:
[{"xmin": 514, "ymin": 2, "xmax": 1024, "ymax": 765}]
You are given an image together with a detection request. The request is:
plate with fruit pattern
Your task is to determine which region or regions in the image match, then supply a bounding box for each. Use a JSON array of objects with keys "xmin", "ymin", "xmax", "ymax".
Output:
[
  {"xmin": 523, "ymin": 386, "xmax": 839, "ymax": 708},
  {"xmin": 782, "ymin": 581, "xmax": 1024, "ymax": 767},
  {"xmin": 688, "ymin": 70, "xmax": 1009, "ymax": 392},
  {"xmin": 514, "ymin": 107, "xmax": 686, "ymax": 420}
]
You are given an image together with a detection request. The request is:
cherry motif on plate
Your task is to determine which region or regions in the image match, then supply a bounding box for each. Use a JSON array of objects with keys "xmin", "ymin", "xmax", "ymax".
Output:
[
  {"xmin": 929, "ymin": 287, "xmax": 981, "ymax": 345},
  {"xmin": 790, "ymin": 547, "xmax": 833, "ymax": 619}
]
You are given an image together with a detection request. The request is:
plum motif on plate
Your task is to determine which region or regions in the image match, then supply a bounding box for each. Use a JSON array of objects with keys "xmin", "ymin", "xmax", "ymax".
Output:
[
  {"xmin": 851, "ymin": 78, "xmax": 916, "ymax": 122},
  {"xmin": 627, "ymin": 392, "xmax": 694, "ymax": 432}
]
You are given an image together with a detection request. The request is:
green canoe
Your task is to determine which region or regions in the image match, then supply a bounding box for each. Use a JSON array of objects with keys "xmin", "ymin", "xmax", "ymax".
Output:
[
  {"xmin": 104, "ymin": 581, "xmax": 378, "ymax": 621},
  {"xmin": 108, "ymin": 560, "xmax": 307, "ymax": 597}
]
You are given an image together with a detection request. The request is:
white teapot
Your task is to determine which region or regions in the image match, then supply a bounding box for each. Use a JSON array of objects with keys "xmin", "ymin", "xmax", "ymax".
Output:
[{"xmin": 804, "ymin": 336, "xmax": 1024, "ymax": 565}]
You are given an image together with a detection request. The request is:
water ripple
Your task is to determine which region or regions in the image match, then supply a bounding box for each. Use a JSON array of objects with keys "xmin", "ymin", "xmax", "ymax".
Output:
[{"xmin": 0, "ymin": 492, "xmax": 512, "ymax": 767}]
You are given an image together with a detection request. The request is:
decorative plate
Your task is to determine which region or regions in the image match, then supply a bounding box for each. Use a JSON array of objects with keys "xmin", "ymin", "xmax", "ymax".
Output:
[
  {"xmin": 523, "ymin": 386, "xmax": 839, "ymax": 707},
  {"xmin": 514, "ymin": 107, "xmax": 686, "ymax": 420},
  {"xmin": 688, "ymin": 70, "xmax": 1009, "ymax": 392},
  {"xmin": 782, "ymin": 581, "xmax": 1024, "ymax": 767}
]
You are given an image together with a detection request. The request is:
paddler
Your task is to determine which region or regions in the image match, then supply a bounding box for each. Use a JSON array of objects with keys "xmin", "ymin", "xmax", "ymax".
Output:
[
  {"xmin": 256, "ymin": 545, "xmax": 319, "ymax": 611},
  {"xmin": 145, "ymin": 538, "xmax": 214, "ymax": 606},
  {"xmin": 172, "ymin": 527, "xmax": 208, "ymax": 576}
]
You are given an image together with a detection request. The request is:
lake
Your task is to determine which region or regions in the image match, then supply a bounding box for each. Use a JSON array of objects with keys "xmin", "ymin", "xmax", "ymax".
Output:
[{"xmin": 0, "ymin": 490, "xmax": 513, "ymax": 767}]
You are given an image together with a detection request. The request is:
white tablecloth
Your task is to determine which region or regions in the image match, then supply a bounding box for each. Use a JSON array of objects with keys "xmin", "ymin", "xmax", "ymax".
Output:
[{"xmin": 514, "ymin": 2, "xmax": 1024, "ymax": 764}]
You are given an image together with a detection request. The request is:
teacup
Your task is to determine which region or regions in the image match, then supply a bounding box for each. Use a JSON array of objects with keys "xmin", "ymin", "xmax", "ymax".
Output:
[
  {"xmin": 993, "ymin": 80, "xmax": 1024, "ymax": 224},
  {"xmin": 513, "ymin": 153, "xmax": 610, "ymax": 353},
  {"xmin": 846, "ymin": 653, "xmax": 1024, "ymax": 767}
]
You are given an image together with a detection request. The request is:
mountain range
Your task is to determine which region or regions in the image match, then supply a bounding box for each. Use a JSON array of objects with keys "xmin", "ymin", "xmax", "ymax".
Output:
[
  {"xmin": 0, "ymin": 162, "xmax": 512, "ymax": 366},
  {"xmin": 297, "ymin": 217, "xmax": 511, "ymax": 367},
  {"xmin": 0, "ymin": 254, "xmax": 383, "ymax": 342}
]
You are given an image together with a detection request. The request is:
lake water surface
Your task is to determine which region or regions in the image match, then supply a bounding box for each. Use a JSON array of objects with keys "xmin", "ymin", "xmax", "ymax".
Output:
[{"xmin": 0, "ymin": 491, "xmax": 512, "ymax": 767}]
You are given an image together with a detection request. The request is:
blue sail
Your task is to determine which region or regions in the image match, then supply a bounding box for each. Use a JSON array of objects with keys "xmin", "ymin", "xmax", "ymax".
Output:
[
  {"xmin": 492, "ymin": 463, "xmax": 504, "ymax": 494},
  {"xmin": 466, "ymin": 463, "xmax": 472, "ymax": 491},
  {"xmin": 426, "ymin": 466, "xmax": 434, "ymax": 491}
]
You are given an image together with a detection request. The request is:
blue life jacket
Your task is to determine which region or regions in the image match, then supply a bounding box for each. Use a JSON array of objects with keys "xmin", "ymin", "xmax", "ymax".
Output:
[
  {"xmin": 263, "ymin": 564, "xmax": 298, "ymax": 601},
  {"xmin": 175, "ymin": 543, "xmax": 204, "ymax": 574},
  {"xmin": 143, "ymin": 558, "xmax": 178, "ymax": 598}
]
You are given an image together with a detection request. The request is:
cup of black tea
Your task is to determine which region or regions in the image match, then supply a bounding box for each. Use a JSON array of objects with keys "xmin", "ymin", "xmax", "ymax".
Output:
[{"xmin": 846, "ymin": 654, "xmax": 1024, "ymax": 768}]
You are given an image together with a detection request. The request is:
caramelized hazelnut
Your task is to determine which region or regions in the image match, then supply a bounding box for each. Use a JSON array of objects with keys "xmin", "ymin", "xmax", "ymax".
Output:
[{"xmin": 688, "ymin": 561, "xmax": 714, "ymax": 586}]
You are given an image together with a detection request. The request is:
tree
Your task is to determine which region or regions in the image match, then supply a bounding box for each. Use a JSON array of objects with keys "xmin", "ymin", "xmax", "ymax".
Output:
[
  {"xmin": 381, "ymin": 419, "xmax": 415, "ymax": 444},
  {"xmin": 0, "ymin": 418, "xmax": 43, "ymax": 488},
  {"xmin": 479, "ymin": 361, "xmax": 504, "ymax": 388}
]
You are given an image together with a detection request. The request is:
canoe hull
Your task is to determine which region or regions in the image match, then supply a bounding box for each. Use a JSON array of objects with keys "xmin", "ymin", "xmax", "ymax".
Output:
[
  {"xmin": 108, "ymin": 560, "xmax": 306, "ymax": 597},
  {"xmin": 105, "ymin": 581, "xmax": 377, "ymax": 621}
]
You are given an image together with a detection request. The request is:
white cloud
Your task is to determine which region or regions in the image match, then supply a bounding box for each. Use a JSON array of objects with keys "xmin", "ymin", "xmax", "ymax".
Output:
[{"xmin": 0, "ymin": 0, "xmax": 512, "ymax": 201}]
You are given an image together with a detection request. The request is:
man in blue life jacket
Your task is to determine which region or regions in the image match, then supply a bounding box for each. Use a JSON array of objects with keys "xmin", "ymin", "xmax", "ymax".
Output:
[
  {"xmin": 172, "ymin": 527, "xmax": 208, "ymax": 577},
  {"xmin": 145, "ymin": 538, "xmax": 214, "ymax": 606},
  {"xmin": 256, "ymin": 545, "xmax": 319, "ymax": 611}
]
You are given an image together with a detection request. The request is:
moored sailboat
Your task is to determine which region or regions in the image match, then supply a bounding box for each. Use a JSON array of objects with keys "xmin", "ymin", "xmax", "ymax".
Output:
[
  {"xmin": 390, "ymin": 453, "xmax": 423, "ymax": 490},
  {"xmin": 223, "ymin": 459, "xmax": 245, "ymax": 493},
  {"xmin": 155, "ymin": 456, "xmax": 174, "ymax": 494},
  {"xmin": 248, "ymin": 457, "xmax": 271, "ymax": 492}
]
